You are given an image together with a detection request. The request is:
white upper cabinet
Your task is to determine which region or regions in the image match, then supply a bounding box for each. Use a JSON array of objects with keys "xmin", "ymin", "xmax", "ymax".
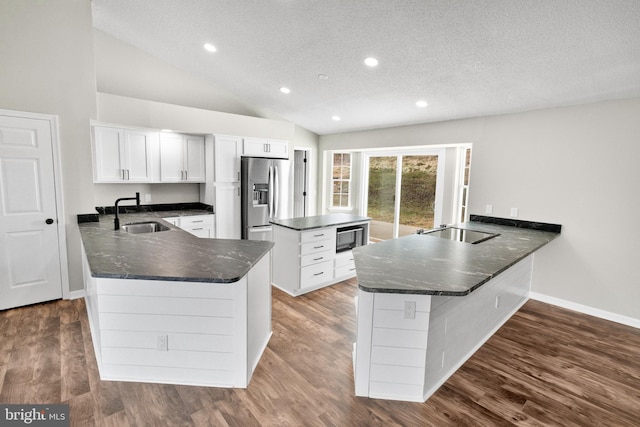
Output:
[
  {"xmin": 184, "ymin": 135, "xmax": 206, "ymax": 182},
  {"xmin": 243, "ymin": 137, "xmax": 289, "ymax": 159},
  {"xmin": 214, "ymin": 135, "xmax": 241, "ymax": 183},
  {"xmin": 92, "ymin": 125, "xmax": 156, "ymax": 183},
  {"xmin": 159, "ymin": 133, "xmax": 205, "ymax": 182}
]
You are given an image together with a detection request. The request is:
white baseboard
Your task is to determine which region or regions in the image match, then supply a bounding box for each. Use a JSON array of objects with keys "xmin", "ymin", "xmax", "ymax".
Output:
[
  {"xmin": 65, "ymin": 289, "xmax": 86, "ymax": 300},
  {"xmin": 529, "ymin": 292, "xmax": 640, "ymax": 329}
]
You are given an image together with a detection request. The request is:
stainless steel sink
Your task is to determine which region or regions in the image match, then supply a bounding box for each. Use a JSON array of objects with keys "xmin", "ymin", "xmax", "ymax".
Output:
[{"xmin": 121, "ymin": 221, "xmax": 170, "ymax": 234}]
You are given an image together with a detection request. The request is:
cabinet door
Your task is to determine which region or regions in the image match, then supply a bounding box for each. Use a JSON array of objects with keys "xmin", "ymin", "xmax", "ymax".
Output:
[
  {"xmin": 215, "ymin": 184, "xmax": 241, "ymax": 239},
  {"xmin": 93, "ymin": 126, "xmax": 124, "ymax": 182},
  {"xmin": 243, "ymin": 137, "xmax": 268, "ymax": 157},
  {"xmin": 268, "ymin": 139, "xmax": 289, "ymax": 159},
  {"xmin": 214, "ymin": 135, "xmax": 241, "ymax": 182},
  {"xmin": 123, "ymin": 130, "xmax": 153, "ymax": 182},
  {"xmin": 184, "ymin": 135, "xmax": 205, "ymax": 182},
  {"xmin": 159, "ymin": 133, "xmax": 184, "ymax": 182}
]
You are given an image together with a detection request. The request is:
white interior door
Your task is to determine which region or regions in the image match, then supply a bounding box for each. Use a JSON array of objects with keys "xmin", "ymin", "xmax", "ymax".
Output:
[{"xmin": 0, "ymin": 113, "xmax": 63, "ymax": 310}]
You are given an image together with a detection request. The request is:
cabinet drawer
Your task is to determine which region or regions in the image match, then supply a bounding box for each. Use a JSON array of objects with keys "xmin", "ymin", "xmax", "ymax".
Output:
[
  {"xmin": 334, "ymin": 251, "xmax": 355, "ymax": 268},
  {"xmin": 301, "ymin": 250, "xmax": 334, "ymax": 267},
  {"xmin": 182, "ymin": 225, "xmax": 213, "ymax": 238},
  {"xmin": 180, "ymin": 215, "xmax": 214, "ymax": 227},
  {"xmin": 300, "ymin": 260, "xmax": 333, "ymax": 289},
  {"xmin": 301, "ymin": 229, "xmax": 333, "ymax": 244},
  {"xmin": 335, "ymin": 264, "xmax": 357, "ymax": 278},
  {"xmin": 301, "ymin": 240, "xmax": 333, "ymax": 255}
]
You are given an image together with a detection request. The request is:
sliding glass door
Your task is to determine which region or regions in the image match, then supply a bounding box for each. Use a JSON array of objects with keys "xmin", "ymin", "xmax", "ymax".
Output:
[
  {"xmin": 366, "ymin": 156, "xmax": 397, "ymax": 241},
  {"xmin": 366, "ymin": 151, "xmax": 442, "ymax": 241}
]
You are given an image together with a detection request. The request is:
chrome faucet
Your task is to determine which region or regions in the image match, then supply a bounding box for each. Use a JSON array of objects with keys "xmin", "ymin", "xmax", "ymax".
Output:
[{"xmin": 114, "ymin": 192, "xmax": 140, "ymax": 230}]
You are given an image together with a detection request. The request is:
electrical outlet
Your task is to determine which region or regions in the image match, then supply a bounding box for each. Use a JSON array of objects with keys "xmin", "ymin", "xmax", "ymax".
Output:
[
  {"xmin": 403, "ymin": 301, "xmax": 416, "ymax": 319},
  {"xmin": 495, "ymin": 296, "xmax": 501, "ymax": 309},
  {"xmin": 144, "ymin": 193, "xmax": 152, "ymax": 203},
  {"xmin": 485, "ymin": 204, "xmax": 493, "ymax": 214},
  {"xmin": 157, "ymin": 334, "xmax": 168, "ymax": 351},
  {"xmin": 510, "ymin": 207, "xmax": 519, "ymax": 218}
]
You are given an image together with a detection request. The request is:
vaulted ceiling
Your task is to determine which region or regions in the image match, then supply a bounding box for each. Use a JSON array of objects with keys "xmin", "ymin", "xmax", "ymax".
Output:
[{"xmin": 92, "ymin": 0, "xmax": 640, "ymax": 135}]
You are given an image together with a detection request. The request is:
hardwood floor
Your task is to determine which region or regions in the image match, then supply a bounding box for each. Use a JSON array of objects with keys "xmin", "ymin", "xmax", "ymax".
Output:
[{"xmin": 1, "ymin": 279, "xmax": 639, "ymax": 426}]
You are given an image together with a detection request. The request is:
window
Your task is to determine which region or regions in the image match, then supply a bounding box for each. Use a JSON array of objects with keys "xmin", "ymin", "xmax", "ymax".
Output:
[{"xmin": 331, "ymin": 152, "xmax": 351, "ymax": 208}]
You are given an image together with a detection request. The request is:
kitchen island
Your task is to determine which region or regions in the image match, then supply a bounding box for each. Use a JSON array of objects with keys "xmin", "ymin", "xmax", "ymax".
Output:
[
  {"xmin": 352, "ymin": 215, "xmax": 561, "ymax": 402},
  {"xmin": 79, "ymin": 208, "xmax": 273, "ymax": 388},
  {"xmin": 271, "ymin": 213, "xmax": 370, "ymax": 296}
]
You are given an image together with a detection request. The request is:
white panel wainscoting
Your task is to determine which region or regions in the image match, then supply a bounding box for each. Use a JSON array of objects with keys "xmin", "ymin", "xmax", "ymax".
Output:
[
  {"xmin": 82, "ymin": 247, "xmax": 271, "ymax": 388},
  {"xmin": 354, "ymin": 254, "xmax": 534, "ymax": 402}
]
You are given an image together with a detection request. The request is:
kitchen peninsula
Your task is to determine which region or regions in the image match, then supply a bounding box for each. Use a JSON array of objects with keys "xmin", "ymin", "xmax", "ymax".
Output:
[
  {"xmin": 271, "ymin": 213, "xmax": 370, "ymax": 296},
  {"xmin": 352, "ymin": 215, "xmax": 561, "ymax": 402},
  {"xmin": 78, "ymin": 206, "xmax": 273, "ymax": 388}
]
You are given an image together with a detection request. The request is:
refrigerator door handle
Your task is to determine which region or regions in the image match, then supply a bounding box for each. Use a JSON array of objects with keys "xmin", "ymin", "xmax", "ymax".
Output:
[
  {"xmin": 274, "ymin": 166, "xmax": 279, "ymax": 218},
  {"xmin": 268, "ymin": 165, "xmax": 274, "ymax": 218}
]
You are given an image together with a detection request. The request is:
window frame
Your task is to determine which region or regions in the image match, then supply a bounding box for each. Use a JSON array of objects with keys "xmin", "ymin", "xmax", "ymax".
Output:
[{"xmin": 330, "ymin": 152, "xmax": 352, "ymax": 210}]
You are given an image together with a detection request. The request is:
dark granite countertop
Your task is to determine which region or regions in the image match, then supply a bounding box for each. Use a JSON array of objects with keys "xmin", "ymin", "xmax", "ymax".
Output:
[
  {"xmin": 78, "ymin": 210, "xmax": 273, "ymax": 284},
  {"xmin": 270, "ymin": 213, "xmax": 371, "ymax": 231},
  {"xmin": 353, "ymin": 216, "xmax": 561, "ymax": 296}
]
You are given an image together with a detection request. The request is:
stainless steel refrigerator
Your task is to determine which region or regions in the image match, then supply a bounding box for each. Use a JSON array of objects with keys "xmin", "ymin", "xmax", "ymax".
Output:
[{"xmin": 241, "ymin": 157, "xmax": 292, "ymax": 241}]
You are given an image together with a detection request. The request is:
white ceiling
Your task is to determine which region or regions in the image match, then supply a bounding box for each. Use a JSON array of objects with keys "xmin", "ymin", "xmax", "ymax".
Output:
[{"xmin": 91, "ymin": 0, "xmax": 640, "ymax": 135}]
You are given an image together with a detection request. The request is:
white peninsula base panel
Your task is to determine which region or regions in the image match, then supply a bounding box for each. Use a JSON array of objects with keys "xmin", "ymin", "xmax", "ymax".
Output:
[
  {"xmin": 82, "ymin": 252, "xmax": 271, "ymax": 388},
  {"xmin": 354, "ymin": 254, "xmax": 533, "ymax": 402}
]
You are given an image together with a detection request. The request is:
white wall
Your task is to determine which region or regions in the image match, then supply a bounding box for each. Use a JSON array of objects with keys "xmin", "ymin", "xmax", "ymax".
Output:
[
  {"xmin": 94, "ymin": 30, "xmax": 320, "ymax": 213},
  {"xmin": 0, "ymin": 0, "xmax": 97, "ymax": 295},
  {"xmin": 320, "ymin": 98, "xmax": 640, "ymax": 321},
  {"xmin": 94, "ymin": 29, "xmax": 261, "ymax": 119}
]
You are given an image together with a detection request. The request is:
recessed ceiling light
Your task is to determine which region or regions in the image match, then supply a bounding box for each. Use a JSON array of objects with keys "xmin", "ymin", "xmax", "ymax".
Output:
[
  {"xmin": 364, "ymin": 57, "xmax": 378, "ymax": 67},
  {"xmin": 332, "ymin": 116, "xmax": 341, "ymax": 121},
  {"xmin": 203, "ymin": 43, "xmax": 217, "ymax": 53},
  {"xmin": 280, "ymin": 87, "xmax": 291, "ymax": 94},
  {"xmin": 416, "ymin": 100, "xmax": 428, "ymax": 108}
]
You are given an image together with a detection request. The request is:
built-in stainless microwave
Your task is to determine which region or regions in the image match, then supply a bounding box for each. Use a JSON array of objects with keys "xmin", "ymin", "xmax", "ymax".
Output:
[{"xmin": 336, "ymin": 225, "xmax": 365, "ymax": 253}]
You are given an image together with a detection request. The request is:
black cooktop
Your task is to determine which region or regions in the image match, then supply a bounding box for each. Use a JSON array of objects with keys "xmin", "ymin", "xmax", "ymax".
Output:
[{"xmin": 418, "ymin": 227, "xmax": 500, "ymax": 244}]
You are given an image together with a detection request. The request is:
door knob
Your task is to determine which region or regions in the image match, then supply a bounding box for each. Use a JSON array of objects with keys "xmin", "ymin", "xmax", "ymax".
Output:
[{"xmin": 46, "ymin": 218, "xmax": 54, "ymax": 225}]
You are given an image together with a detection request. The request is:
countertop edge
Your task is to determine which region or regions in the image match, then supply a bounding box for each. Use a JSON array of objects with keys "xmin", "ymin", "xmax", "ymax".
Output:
[{"xmin": 271, "ymin": 218, "xmax": 370, "ymax": 231}]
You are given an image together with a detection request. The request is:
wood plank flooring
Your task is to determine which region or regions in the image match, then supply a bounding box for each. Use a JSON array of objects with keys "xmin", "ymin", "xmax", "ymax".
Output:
[{"xmin": 1, "ymin": 278, "xmax": 639, "ymax": 426}]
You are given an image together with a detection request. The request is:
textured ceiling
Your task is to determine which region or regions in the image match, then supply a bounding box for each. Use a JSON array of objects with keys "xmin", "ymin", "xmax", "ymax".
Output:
[{"xmin": 91, "ymin": 0, "xmax": 640, "ymax": 135}]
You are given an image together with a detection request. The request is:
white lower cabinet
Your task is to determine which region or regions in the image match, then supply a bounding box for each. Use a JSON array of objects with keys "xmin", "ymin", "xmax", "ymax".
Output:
[
  {"xmin": 179, "ymin": 215, "xmax": 215, "ymax": 238},
  {"xmin": 272, "ymin": 222, "xmax": 367, "ymax": 296},
  {"xmin": 214, "ymin": 184, "xmax": 241, "ymax": 239},
  {"xmin": 300, "ymin": 260, "xmax": 334, "ymax": 291},
  {"xmin": 334, "ymin": 250, "xmax": 357, "ymax": 280},
  {"xmin": 162, "ymin": 214, "xmax": 214, "ymax": 238}
]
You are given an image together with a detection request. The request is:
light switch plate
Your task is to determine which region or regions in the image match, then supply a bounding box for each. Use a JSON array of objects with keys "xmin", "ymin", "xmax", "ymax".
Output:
[
  {"xmin": 404, "ymin": 301, "xmax": 416, "ymax": 319},
  {"xmin": 157, "ymin": 334, "xmax": 168, "ymax": 351}
]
